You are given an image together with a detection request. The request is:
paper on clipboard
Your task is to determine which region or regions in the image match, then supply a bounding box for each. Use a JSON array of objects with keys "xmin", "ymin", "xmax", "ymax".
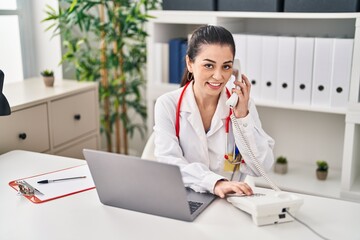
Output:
[{"xmin": 9, "ymin": 164, "xmax": 95, "ymax": 204}]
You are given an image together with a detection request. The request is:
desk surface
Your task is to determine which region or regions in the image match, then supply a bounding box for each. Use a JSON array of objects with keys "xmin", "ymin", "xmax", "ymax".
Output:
[{"xmin": 1, "ymin": 150, "xmax": 359, "ymax": 240}]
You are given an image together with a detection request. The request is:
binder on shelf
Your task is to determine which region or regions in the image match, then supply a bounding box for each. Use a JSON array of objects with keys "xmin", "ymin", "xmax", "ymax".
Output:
[
  {"xmin": 276, "ymin": 36, "xmax": 296, "ymax": 104},
  {"xmin": 179, "ymin": 40, "xmax": 188, "ymax": 82},
  {"xmin": 246, "ymin": 35, "xmax": 262, "ymax": 100},
  {"xmin": 293, "ymin": 37, "xmax": 315, "ymax": 106},
  {"xmin": 233, "ymin": 33, "xmax": 247, "ymax": 74},
  {"xmin": 169, "ymin": 38, "xmax": 187, "ymax": 84},
  {"xmin": 9, "ymin": 164, "xmax": 95, "ymax": 204},
  {"xmin": 154, "ymin": 43, "xmax": 167, "ymax": 83},
  {"xmin": 155, "ymin": 43, "xmax": 169, "ymax": 84},
  {"xmin": 331, "ymin": 38, "xmax": 353, "ymax": 108},
  {"xmin": 260, "ymin": 35, "xmax": 278, "ymax": 102},
  {"xmin": 311, "ymin": 37, "xmax": 334, "ymax": 107},
  {"xmin": 162, "ymin": 43, "xmax": 170, "ymax": 83}
]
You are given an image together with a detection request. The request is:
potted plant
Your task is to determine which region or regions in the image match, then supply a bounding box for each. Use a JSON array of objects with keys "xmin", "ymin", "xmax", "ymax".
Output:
[
  {"xmin": 316, "ymin": 160, "xmax": 329, "ymax": 180},
  {"xmin": 43, "ymin": 0, "xmax": 160, "ymax": 154},
  {"xmin": 274, "ymin": 156, "xmax": 288, "ymax": 174},
  {"xmin": 40, "ymin": 69, "xmax": 54, "ymax": 87}
]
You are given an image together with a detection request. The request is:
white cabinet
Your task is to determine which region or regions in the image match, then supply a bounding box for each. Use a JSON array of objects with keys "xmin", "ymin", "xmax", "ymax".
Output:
[
  {"xmin": 0, "ymin": 104, "xmax": 50, "ymax": 153},
  {"xmin": 146, "ymin": 10, "xmax": 360, "ymax": 201},
  {"xmin": 1, "ymin": 78, "xmax": 100, "ymax": 159}
]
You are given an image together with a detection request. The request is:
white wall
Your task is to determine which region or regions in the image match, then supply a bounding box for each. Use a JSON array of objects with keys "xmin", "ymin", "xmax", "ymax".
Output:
[{"xmin": 31, "ymin": 0, "xmax": 63, "ymax": 80}]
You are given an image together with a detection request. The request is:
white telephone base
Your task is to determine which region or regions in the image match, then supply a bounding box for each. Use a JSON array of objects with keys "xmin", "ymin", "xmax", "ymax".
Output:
[{"xmin": 227, "ymin": 191, "xmax": 304, "ymax": 226}]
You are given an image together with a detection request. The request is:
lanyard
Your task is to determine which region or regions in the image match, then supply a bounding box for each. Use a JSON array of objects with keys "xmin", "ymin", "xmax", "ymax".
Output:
[{"xmin": 175, "ymin": 80, "xmax": 232, "ymax": 138}]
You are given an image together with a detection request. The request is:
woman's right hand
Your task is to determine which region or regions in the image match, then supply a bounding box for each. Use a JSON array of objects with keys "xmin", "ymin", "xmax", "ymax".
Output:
[
  {"xmin": 232, "ymin": 74, "xmax": 251, "ymax": 118},
  {"xmin": 214, "ymin": 180, "xmax": 253, "ymax": 198}
]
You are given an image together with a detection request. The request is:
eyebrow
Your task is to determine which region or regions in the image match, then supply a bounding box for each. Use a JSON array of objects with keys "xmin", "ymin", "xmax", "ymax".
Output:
[{"xmin": 202, "ymin": 59, "xmax": 233, "ymax": 64}]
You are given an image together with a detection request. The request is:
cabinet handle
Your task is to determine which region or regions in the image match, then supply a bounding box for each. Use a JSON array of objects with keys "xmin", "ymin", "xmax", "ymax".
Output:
[
  {"xmin": 74, "ymin": 114, "xmax": 81, "ymax": 120},
  {"xmin": 19, "ymin": 133, "xmax": 27, "ymax": 140}
]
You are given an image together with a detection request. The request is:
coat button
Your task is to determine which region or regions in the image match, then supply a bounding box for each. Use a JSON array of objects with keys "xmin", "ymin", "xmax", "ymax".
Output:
[{"xmin": 243, "ymin": 123, "xmax": 248, "ymax": 127}]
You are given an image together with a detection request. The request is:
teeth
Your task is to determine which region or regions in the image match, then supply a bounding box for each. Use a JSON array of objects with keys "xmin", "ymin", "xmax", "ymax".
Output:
[{"xmin": 208, "ymin": 82, "xmax": 221, "ymax": 86}]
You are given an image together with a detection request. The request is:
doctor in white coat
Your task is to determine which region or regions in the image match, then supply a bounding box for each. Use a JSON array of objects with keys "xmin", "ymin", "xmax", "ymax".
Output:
[{"xmin": 154, "ymin": 25, "xmax": 274, "ymax": 198}]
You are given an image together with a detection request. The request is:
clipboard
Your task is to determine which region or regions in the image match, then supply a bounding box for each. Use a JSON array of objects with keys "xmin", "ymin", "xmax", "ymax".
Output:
[{"xmin": 9, "ymin": 164, "xmax": 95, "ymax": 204}]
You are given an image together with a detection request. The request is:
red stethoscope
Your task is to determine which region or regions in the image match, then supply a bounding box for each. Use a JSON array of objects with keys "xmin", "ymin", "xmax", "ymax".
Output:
[{"xmin": 175, "ymin": 80, "xmax": 241, "ymax": 163}]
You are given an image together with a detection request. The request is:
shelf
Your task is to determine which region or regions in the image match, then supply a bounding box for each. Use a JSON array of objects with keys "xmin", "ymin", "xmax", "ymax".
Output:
[
  {"xmin": 146, "ymin": 10, "xmax": 360, "ymax": 202},
  {"xmin": 341, "ymin": 175, "xmax": 360, "ymax": 202},
  {"xmin": 255, "ymin": 100, "xmax": 346, "ymax": 115},
  {"xmin": 351, "ymin": 175, "xmax": 360, "ymax": 192},
  {"xmin": 252, "ymin": 161, "xmax": 342, "ymax": 199},
  {"xmin": 150, "ymin": 10, "xmax": 360, "ymax": 20}
]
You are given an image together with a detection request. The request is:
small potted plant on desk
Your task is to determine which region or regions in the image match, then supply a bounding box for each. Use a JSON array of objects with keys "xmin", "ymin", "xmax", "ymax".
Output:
[
  {"xmin": 316, "ymin": 160, "xmax": 329, "ymax": 180},
  {"xmin": 274, "ymin": 156, "xmax": 288, "ymax": 174},
  {"xmin": 40, "ymin": 69, "xmax": 54, "ymax": 87}
]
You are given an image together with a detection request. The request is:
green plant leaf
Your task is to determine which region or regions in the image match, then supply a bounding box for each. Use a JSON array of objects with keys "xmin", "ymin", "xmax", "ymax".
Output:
[{"xmin": 43, "ymin": 0, "xmax": 161, "ymax": 153}]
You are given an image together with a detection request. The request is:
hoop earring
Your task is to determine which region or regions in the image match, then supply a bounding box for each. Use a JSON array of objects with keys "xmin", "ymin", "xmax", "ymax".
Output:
[{"xmin": 187, "ymin": 72, "xmax": 194, "ymax": 81}]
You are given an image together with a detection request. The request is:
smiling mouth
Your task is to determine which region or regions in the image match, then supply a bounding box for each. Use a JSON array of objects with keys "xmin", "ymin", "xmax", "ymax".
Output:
[{"xmin": 208, "ymin": 82, "xmax": 221, "ymax": 87}]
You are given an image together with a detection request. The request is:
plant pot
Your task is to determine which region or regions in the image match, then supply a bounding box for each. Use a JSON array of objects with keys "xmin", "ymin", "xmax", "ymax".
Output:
[
  {"xmin": 274, "ymin": 163, "xmax": 288, "ymax": 174},
  {"xmin": 43, "ymin": 76, "xmax": 54, "ymax": 87},
  {"xmin": 316, "ymin": 170, "xmax": 328, "ymax": 180}
]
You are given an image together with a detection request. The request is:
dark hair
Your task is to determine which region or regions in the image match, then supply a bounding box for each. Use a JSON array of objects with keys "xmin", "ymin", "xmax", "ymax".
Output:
[{"xmin": 180, "ymin": 25, "xmax": 236, "ymax": 87}]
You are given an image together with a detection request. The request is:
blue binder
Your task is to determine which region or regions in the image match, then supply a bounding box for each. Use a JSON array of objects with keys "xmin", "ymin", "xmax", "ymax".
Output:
[{"xmin": 169, "ymin": 38, "xmax": 187, "ymax": 84}]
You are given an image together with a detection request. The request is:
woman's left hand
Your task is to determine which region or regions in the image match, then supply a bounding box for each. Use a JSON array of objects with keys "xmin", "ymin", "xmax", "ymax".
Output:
[
  {"xmin": 214, "ymin": 180, "xmax": 253, "ymax": 198},
  {"xmin": 232, "ymin": 74, "xmax": 251, "ymax": 118}
]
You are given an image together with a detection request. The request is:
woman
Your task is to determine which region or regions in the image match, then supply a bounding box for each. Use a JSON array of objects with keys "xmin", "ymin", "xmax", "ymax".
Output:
[{"xmin": 153, "ymin": 25, "xmax": 274, "ymax": 198}]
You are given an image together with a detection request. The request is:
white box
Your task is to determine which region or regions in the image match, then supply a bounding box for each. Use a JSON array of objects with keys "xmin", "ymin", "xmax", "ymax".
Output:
[
  {"xmin": 293, "ymin": 37, "xmax": 314, "ymax": 106},
  {"xmin": 331, "ymin": 38, "xmax": 353, "ymax": 108},
  {"xmin": 276, "ymin": 36, "xmax": 296, "ymax": 104},
  {"xmin": 260, "ymin": 35, "xmax": 278, "ymax": 102},
  {"xmin": 311, "ymin": 38, "xmax": 334, "ymax": 107}
]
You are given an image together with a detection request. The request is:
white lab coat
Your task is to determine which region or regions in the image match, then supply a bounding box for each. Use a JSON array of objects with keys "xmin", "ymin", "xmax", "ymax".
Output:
[{"xmin": 154, "ymin": 82, "xmax": 275, "ymax": 194}]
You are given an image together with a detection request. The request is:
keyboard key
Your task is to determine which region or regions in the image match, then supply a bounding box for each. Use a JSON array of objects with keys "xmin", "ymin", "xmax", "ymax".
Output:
[{"xmin": 188, "ymin": 201, "xmax": 203, "ymax": 214}]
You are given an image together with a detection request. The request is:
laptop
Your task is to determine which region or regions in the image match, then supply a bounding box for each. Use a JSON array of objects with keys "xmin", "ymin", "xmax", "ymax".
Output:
[{"xmin": 83, "ymin": 149, "xmax": 216, "ymax": 222}]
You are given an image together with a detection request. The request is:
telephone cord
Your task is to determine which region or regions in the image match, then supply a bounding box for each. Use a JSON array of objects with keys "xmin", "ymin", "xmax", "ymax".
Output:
[{"xmin": 230, "ymin": 114, "xmax": 281, "ymax": 191}]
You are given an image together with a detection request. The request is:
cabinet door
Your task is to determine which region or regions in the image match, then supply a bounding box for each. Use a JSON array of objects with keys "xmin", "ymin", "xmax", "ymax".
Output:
[
  {"xmin": 55, "ymin": 135, "xmax": 99, "ymax": 159},
  {"xmin": 0, "ymin": 104, "xmax": 50, "ymax": 153},
  {"xmin": 51, "ymin": 90, "xmax": 97, "ymax": 147}
]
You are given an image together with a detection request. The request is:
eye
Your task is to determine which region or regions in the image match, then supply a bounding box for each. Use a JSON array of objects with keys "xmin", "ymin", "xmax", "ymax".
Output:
[
  {"xmin": 204, "ymin": 63, "xmax": 213, "ymax": 69},
  {"xmin": 223, "ymin": 64, "xmax": 232, "ymax": 70}
]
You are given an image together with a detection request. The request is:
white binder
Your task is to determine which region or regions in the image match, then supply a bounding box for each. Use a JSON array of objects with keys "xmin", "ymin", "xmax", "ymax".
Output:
[
  {"xmin": 331, "ymin": 38, "xmax": 353, "ymax": 108},
  {"xmin": 260, "ymin": 35, "xmax": 278, "ymax": 102},
  {"xmin": 154, "ymin": 43, "xmax": 169, "ymax": 84},
  {"xmin": 233, "ymin": 33, "xmax": 247, "ymax": 74},
  {"xmin": 293, "ymin": 37, "xmax": 315, "ymax": 106},
  {"xmin": 311, "ymin": 38, "xmax": 334, "ymax": 107},
  {"xmin": 276, "ymin": 36, "xmax": 296, "ymax": 104},
  {"xmin": 154, "ymin": 43, "xmax": 163, "ymax": 84},
  {"xmin": 246, "ymin": 35, "xmax": 262, "ymax": 100}
]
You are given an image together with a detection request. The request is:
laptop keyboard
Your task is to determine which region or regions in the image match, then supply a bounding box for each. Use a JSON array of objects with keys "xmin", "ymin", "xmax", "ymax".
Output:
[{"xmin": 188, "ymin": 201, "xmax": 203, "ymax": 214}]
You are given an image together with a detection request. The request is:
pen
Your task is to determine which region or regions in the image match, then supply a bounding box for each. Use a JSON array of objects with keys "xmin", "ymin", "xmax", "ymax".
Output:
[{"xmin": 37, "ymin": 176, "xmax": 87, "ymax": 184}]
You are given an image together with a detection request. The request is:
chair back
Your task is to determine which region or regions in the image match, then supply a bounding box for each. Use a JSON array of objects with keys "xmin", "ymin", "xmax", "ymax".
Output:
[{"xmin": 141, "ymin": 132, "xmax": 156, "ymax": 161}]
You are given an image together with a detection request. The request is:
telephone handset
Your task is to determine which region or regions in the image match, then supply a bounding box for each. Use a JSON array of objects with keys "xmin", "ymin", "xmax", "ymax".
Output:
[
  {"xmin": 226, "ymin": 59, "xmax": 242, "ymax": 108},
  {"xmin": 225, "ymin": 59, "xmax": 303, "ymax": 226}
]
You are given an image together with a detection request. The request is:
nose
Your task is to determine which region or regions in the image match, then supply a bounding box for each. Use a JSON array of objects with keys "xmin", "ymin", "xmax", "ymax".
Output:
[{"xmin": 212, "ymin": 68, "xmax": 223, "ymax": 80}]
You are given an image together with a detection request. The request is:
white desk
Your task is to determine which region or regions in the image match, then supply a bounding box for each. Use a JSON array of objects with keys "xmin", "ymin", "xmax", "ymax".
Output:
[{"xmin": 1, "ymin": 150, "xmax": 359, "ymax": 240}]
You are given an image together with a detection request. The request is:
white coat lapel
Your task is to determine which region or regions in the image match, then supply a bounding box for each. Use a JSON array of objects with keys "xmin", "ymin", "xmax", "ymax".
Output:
[{"xmin": 181, "ymin": 83, "xmax": 210, "ymax": 163}]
